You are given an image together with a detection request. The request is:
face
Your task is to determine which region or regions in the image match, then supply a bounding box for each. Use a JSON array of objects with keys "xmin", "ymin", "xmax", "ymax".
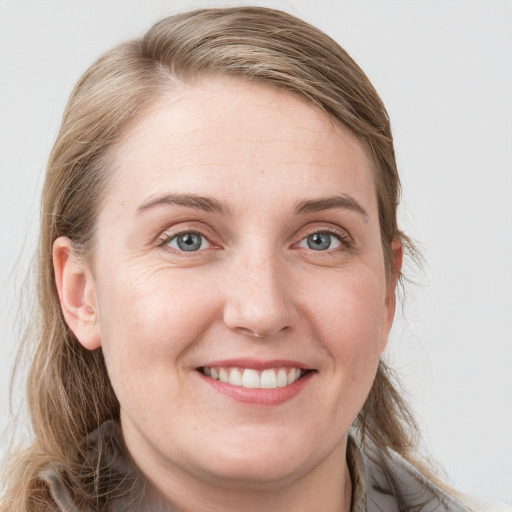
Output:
[{"xmin": 58, "ymin": 77, "xmax": 399, "ymax": 497}]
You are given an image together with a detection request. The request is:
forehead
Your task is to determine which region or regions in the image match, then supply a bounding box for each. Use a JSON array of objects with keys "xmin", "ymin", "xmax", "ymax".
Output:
[{"xmin": 104, "ymin": 77, "xmax": 376, "ymax": 216}]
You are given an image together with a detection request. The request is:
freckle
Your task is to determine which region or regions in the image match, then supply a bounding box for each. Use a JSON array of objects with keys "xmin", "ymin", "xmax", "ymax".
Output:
[{"xmin": 260, "ymin": 169, "xmax": 264, "ymax": 175}]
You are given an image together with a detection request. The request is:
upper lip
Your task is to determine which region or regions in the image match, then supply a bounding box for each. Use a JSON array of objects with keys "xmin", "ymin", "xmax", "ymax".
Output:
[{"xmin": 199, "ymin": 358, "xmax": 313, "ymax": 371}]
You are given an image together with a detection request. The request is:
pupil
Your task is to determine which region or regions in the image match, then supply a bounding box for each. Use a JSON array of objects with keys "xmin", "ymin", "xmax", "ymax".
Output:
[
  {"xmin": 308, "ymin": 233, "xmax": 331, "ymax": 250},
  {"xmin": 177, "ymin": 233, "xmax": 201, "ymax": 251}
]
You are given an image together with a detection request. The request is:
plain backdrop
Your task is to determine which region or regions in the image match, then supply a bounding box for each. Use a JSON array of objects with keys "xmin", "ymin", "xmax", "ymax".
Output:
[{"xmin": 1, "ymin": 0, "xmax": 511, "ymax": 503}]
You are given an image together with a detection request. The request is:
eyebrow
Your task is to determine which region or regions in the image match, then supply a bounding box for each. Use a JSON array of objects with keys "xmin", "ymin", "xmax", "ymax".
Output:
[
  {"xmin": 137, "ymin": 193, "xmax": 232, "ymax": 216},
  {"xmin": 293, "ymin": 195, "xmax": 368, "ymax": 220},
  {"xmin": 136, "ymin": 192, "xmax": 368, "ymax": 220}
]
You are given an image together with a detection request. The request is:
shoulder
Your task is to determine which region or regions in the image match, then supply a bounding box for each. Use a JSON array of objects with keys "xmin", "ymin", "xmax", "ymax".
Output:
[
  {"xmin": 355, "ymin": 438, "xmax": 508, "ymax": 512},
  {"xmin": 453, "ymin": 492, "xmax": 512, "ymax": 512},
  {"xmin": 39, "ymin": 420, "xmax": 144, "ymax": 512}
]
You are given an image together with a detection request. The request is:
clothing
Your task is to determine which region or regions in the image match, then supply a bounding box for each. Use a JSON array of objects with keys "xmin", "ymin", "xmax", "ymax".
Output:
[{"xmin": 40, "ymin": 421, "xmax": 509, "ymax": 512}]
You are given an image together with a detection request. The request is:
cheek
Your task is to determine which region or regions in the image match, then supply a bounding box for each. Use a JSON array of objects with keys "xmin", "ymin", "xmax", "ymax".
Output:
[
  {"xmin": 94, "ymin": 265, "xmax": 219, "ymax": 403},
  {"xmin": 313, "ymin": 266, "xmax": 387, "ymax": 342},
  {"xmin": 293, "ymin": 268, "xmax": 387, "ymax": 440},
  {"xmin": 308, "ymin": 266, "xmax": 388, "ymax": 384}
]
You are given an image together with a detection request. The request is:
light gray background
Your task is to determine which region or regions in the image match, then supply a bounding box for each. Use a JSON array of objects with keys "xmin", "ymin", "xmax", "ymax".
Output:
[{"xmin": 1, "ymin": 0, "xmax": 511, "ymax": 503}]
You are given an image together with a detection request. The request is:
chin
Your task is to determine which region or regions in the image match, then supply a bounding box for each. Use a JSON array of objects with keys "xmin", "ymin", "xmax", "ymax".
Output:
[{"xmin": 194, "ymin": 432, "xmax": 318, "ymax": 489}]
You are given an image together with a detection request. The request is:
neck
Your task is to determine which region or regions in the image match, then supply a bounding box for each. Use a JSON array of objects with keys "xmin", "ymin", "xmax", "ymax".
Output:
[{"xmin": 136, "ymin": 439, "xmax": 352, "ymax": 512}]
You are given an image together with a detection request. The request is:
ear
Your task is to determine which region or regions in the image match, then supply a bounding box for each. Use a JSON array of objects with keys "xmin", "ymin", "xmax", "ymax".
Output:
[
  {"xmin": 53, "ymin": 236, "xmax": 101, "ymax": 350},
  {"xmin": 380, "ymin": 238, "xmax": 403, "ymax": 352}
]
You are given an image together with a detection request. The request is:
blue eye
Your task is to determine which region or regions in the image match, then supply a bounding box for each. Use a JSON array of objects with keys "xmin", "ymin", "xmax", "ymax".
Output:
[
  {"xmin": 298, "ymin": 232, "xmax": 342, "ymax": 251},
  {"xmin": 166, "ymin": 232, "xmax": 210, "ymax": 252}
]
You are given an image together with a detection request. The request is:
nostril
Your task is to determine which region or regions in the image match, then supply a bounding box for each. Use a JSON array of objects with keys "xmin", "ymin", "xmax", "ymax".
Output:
[
  {"xmin": 233, "ymin": 325, "xmax": 291, "ymax": 339},
  {"xmin": 235, "ymin": 327, "xmax": 266, "ymax": 338},
  {"xmin": 222, "ymin": 286, "xmax": 298, "ymax": 339}
]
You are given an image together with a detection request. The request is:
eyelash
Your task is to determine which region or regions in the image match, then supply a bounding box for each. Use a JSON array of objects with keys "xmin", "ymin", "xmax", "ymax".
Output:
[
  {"xmin": 157, "ymin": 226, "xmax": 352, "ymax": 254},
  {"xmin": 158, "ymin": 229, "xmax": 214, "ymax": 253},
  {"xmin": 296, "ymin": 226, "xmax": 352, "ymax": 252}
]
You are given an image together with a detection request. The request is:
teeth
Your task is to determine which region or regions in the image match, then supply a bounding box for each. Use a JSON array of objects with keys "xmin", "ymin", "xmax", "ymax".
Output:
[
  {"xmin": 202, "ymin": 366, "xmax": 304, "ymax": 389},
  {"xmin": 277, "ymin": 369, "xmax": 288, "ymax": 388},
  {"xmin": 260, "ymin": 369, "xmax": 277, "ymax": 389},
  {"xmin": 242, "ymin": 369, "xmax": 260, "ymax": 388},
  {"xmin": 228, "ymin": 368, "xmax": 242, "ymax": 386}
]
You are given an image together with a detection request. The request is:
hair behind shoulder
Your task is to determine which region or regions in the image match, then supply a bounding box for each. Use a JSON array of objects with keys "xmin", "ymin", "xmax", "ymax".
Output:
[{"xmin": 2, "ymin": 7, "xmax": 428, "ymax": 510}]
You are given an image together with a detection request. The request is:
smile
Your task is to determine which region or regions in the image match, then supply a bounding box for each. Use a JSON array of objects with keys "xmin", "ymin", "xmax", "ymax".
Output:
[{"xmin": 201, "ymin": 366, "xmax": 305, "ymax": 389}]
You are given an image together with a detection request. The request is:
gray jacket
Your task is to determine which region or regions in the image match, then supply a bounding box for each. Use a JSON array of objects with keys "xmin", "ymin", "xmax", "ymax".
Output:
[{"xmin": 39, "ymin": 421, "xmax": 509, "ymax": 512}]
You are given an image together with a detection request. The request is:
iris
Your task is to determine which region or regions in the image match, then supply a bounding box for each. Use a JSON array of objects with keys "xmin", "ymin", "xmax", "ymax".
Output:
[
  {"xmin": 307, "ymin": 233, "xmax": 332, "ymax": 250},
  {"xmin": 176, "ymin": 233, "xmax": 203, "ymax": 251}
]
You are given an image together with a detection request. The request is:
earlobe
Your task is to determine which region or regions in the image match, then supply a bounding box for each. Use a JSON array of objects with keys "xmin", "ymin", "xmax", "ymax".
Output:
[{"xmin": 53, "ymin": 237, "xmax": 101, "ymax": 350}]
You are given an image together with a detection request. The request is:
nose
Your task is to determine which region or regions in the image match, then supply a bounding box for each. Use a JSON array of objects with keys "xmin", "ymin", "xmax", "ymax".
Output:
[{"xmin": 222, "ymin": 253, "xmax": 298, "ymax": 339}]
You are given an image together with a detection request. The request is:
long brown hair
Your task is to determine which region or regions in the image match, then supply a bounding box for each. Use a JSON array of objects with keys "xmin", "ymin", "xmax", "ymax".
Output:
[{"xmin": 2, "ymin": 7, "xmax": 427, "ymax": 510}]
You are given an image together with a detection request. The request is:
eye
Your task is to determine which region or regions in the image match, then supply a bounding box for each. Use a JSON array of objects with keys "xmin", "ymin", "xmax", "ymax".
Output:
[
  {"xmin": 297, "ymin": 232, "xmax": 343, "ymax": 251},
  {"xmin": 165, "ymin": 232, "xmax": 211, "ymax": 252}
]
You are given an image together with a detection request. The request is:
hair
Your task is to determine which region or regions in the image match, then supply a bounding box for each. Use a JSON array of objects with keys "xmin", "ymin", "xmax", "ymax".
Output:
[{"xmin": 2, "ymin": 6, "xmax": 431, "ymax": 511}]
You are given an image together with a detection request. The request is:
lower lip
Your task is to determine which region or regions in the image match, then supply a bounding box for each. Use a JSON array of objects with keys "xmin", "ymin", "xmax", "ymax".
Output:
[{"xmin": 199, "ymin": 371, "xmax": 314, "ymax": 406}]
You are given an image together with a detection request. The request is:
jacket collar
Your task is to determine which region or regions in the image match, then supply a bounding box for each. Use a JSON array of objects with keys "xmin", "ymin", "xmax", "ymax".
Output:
[
  {"xmin": 347, "ymin": 435, "xmax": 472, "ymax": 512},
  {"xmin": 40, "ymin": 420, "xmax": 472, "ymax": 512}
]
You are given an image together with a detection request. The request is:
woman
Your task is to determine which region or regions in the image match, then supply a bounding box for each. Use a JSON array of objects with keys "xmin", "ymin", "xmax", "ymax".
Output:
[{"xmin": 1, "ymin": 6, "xmax": 508, "ymax": 512}]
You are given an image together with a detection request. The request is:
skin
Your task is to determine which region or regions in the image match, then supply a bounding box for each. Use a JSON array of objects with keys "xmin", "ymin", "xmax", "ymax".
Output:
[{"xmin": 54, "ymin": 77, "xmax": 401, "ymax": 512}]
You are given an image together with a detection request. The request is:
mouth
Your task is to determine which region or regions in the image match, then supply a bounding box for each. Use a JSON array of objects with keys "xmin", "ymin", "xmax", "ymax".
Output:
[
  {"xmin": 197, "ymin": 359, "xmax": 315, "ymax": 405},
  {"xmin": 198, "ymin": 366, "xmax": 309, "ymax": 389}
]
